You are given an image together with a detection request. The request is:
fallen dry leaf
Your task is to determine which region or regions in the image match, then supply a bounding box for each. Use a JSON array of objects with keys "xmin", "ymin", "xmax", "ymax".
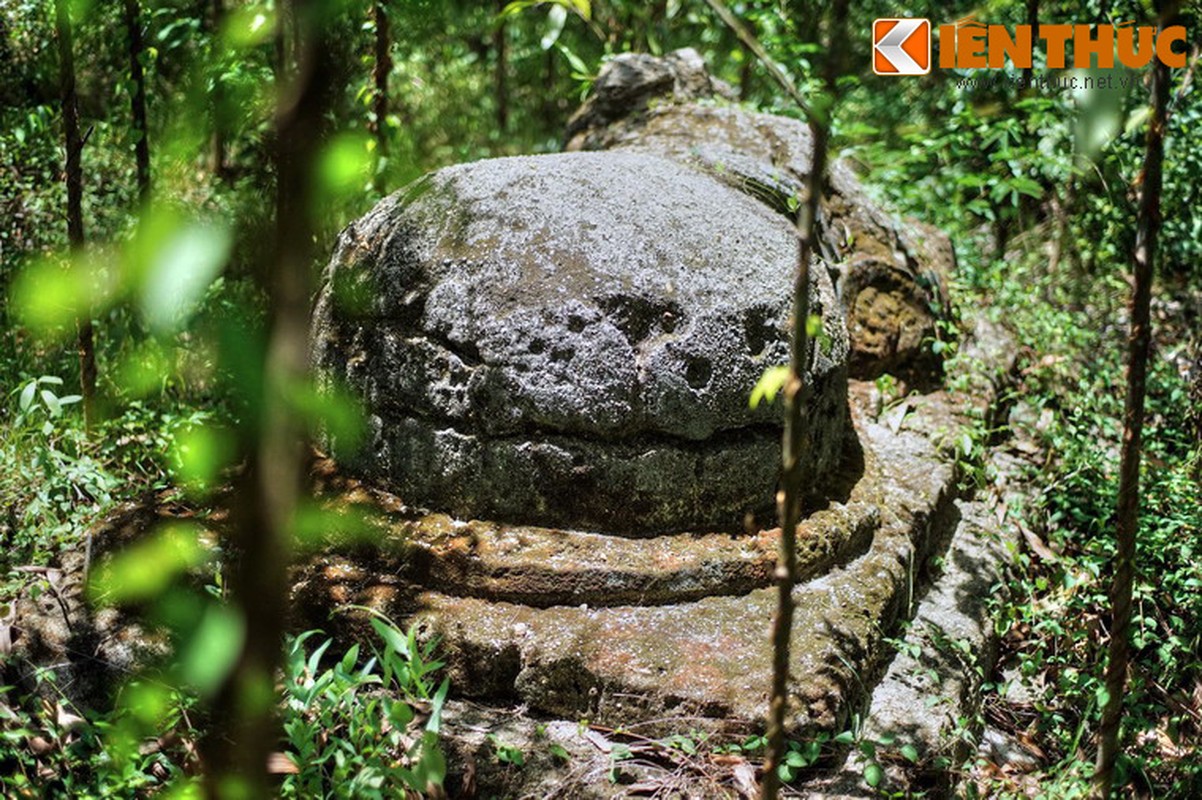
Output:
[
  {"xmin": 732, "ymin": 759, "xmax": 759, "ymax": 799},
  {"xmin": 55, "ymin": 704, "xmax": 85, "ymax": 733},
  {"xmin": 267, "ymin": 752, "xmax": 300, "ymax": 774},
  {"xmin": 27, "ymin": 736, "xmax": 54, "ymax": 756}
]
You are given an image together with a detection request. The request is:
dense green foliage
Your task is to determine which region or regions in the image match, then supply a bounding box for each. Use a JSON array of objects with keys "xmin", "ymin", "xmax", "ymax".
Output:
[{"xmin": 0, "ymin": 0, "xmax": 1199, "ymax": 796}]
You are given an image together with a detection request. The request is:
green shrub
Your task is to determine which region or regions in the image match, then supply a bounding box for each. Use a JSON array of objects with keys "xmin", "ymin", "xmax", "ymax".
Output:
[{"xmin": 280, "ymin": 617, "xmax": 449, "ymax": 799}]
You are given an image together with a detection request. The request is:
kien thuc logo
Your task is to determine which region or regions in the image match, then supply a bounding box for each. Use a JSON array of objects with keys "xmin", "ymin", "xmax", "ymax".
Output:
[
  {"xmin": 873, "ymin": 18, "xmax": 931, "ymax": 75},
  {"xmin": 873, "ymin": 16, "xmax": 1188, "ymax": 75}
]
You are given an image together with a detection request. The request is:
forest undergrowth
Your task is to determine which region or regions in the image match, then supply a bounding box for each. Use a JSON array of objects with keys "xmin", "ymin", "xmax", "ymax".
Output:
[{"xmin": 1, "ymin": 0, "xmax": 1200, "ymax": 796}]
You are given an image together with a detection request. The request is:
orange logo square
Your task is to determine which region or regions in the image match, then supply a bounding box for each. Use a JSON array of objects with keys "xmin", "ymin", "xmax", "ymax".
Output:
[{"xmin": 873, "ymin": 18, "xmax": 931, "ymax": 75}]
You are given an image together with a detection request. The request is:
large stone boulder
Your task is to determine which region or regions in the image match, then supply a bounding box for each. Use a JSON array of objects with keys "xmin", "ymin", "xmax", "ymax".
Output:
[
  {"xmin": 312, "ymin": 150, "xmax": 849, "ymax": 535},
  {"xmin": 566, "ymin": 51, "xmax": 954, "ymax": 381}
]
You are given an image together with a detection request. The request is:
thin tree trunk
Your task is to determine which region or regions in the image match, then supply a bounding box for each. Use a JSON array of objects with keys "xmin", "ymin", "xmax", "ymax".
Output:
[
  {"xmin": 123, "ymin": 0, "xmax": 150, "ymax": 200},
  {"xmin": 1047, "ymin": 177, "xmax": 1076, "ymax": 299},
  {"xmin": 760, "ymin": 1, "xmax": 847, "ymax": 794},
  {"xmin": 373, "ymin": 0, "xmax": 390, "ymax": 192},
  {"xmin": 738, "ymin": 17, "xmax": 755, "ymax": 101},
  {"xmin": 54, "ymin": 0, "xmax": 96, "ymax": 430},
  {"xmin": 201, "ymin": 1, "xmax": 333, "ymax": 795},
  {"xmin": 1092, "ymin": 4, "xmax": 1176, "ymax": 796},
  {"xmin": 210, "ymin": 0, "xmax": 227, "ymax": 179},
  {"xmin": 1023, "ymin": 0, "xmax": 1039, "ymax": 90},
  {"xmin": 542, "ymin": 45, "xmax": 556, "ymax": 132},
  {"xmin": 697, "ymin": 5, "xmax": 847, "ymax": 796},
  {"xmin": 494, "ymin": 0, "xmax": 508, "ymax": 132}
]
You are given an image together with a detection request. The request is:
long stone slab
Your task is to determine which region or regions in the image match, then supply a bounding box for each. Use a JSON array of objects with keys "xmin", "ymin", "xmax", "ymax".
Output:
[{"xmin": 808, "ymin": 447, "xmax": 1031, "ymax": 798}]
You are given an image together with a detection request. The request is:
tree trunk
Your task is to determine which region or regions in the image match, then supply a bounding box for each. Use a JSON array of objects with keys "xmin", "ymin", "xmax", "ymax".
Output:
[
  {"xmin": 494, "ymin": 0, "xmax": 508, "ymax": 132},
  {"xmin": 373, "ymin": 0, "xmax": 390, "ymax": 191},
  {"xmin": 123, "ymin": 0, "xmax": 151, "ymax": 200},
  {"xmin": 695, "ymin": 7, "xmax": 847, "ymax": 795},
  {"xmin": 738, "ymin": 17, "xmax": 755, "ymax": 101},
  {"xmin": 210, "ymin": 0, "xmax": 227, "ymax": 179},
  {"xmin": 759, "ymin": 0, "xmax": 848, "ymax": 793},
  {"xmin": 542, "ymin": 45, "xmax": 556, "ymax": 132},
  {"xmin": 1092, "ymin": 3, "xmax": 1177, "ymax": 796},
  {"xmin": 201, "ymin": 0, "xmax": 334, "ymax": 795},
  {"xmin": 1023, "ymin": 0, "xmax": 1039, "ymax": 90},
  {"xmin": 54, "ymin": 0, "xmax": 96, "ymax": 430}
]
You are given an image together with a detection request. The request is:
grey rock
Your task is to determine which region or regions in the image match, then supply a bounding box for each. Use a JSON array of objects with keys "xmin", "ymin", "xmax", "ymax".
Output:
[
  {"xmin": 564, "ymin": 47, "xmax": 735, "ymax": 147},
  {"xmin": 978, "ymin": 726, "xmax": 1041, "ymax": 771},
  {"xmin": 313, "ymin": 151, "xmax": 849, "ymax": 535},
  {"xmin": 5, "ymin": 503, "xmax": 173, "ymax": 712},
  {"xmin": 566, "ymin": 56, "xmax": 954, "ymax": 382}
]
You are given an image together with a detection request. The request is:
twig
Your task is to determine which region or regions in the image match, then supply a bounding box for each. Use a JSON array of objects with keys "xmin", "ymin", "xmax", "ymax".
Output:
[{"xmin": 701, "ymin": 0, "xmax": 824, "ymax": 127}]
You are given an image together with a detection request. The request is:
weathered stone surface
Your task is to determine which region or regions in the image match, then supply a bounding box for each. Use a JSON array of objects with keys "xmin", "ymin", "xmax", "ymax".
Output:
[
  {"xmin": 312, "ymin": 150, "xmax": 849, "ymax": 535},
  {"xmin": 291, "ymin": 319, "xmax": 1018, "ymax": 767},
  {"xmin": 4, "ymin": 503, "xmax": 175, "ymax": 710},
  {"xmin": 9, "ymin": 319, "xmax": 1023, "ymax": 798},
  {"xmin": 437, "ymin": 699, "xmax": 755, "ymax": 798},
  {"xmin": 807, "ymin": 447, "xmax": 1031, "ymax": 798},
  {"xmin": 399, "ymin": 490, "xmax": 879, "ymax": 608},
  {"xmin": 566, "ymin": 54, "xmax": 954, "ymax": 381},
  {"xmin": 285, "ymin": 476, "xmax": 879, "ymax": 613},
  {"xmin": 294, "ymin": 386, "xmax": 965, "ymax": 735},
  {"xmin": 564, "ymin": 47, "xmax": 735, "ymax": 148}
]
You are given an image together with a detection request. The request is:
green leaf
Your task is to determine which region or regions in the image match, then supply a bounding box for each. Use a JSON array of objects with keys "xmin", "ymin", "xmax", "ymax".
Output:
[
  {"xmin": 12, "ymin": 250, "xmax": 120, "ymax": 336},
  {"xmin": 18, "ymin": 381, "xmax": 36, "ymax": 412},
  {"xmin": 318, "ymin": 133, "xmax": 372, "ymax": 199},
  {"xmin": 340, "ymin": 643, "xmax": 361, "ymax": 674},
  {"xmin": 371, "ymin": 617, "xmax": 411, "ymax": 660},
  {"xmin": 293, "ymin": 501, "xmax": 375, "ymax": 549},
  {"xmin": 172, "ymin": 423, "xmax": 236, "ymax": 496},
  {"xmin": 137, "ymin": 220, "xmax": 232, "ymax": 334},
  {"xmin": 89, "ymin": 523, "xmax": 210, "ymax": 604},
  {"xmin": 750, "ymin": 365, "xmax": 789, "ymax": 409},
  {"xmin": 289, "ymin": 380, "xmax": 366, "ymax": 452},
  {"xmin": 541, "ymin": 3, "xmax": 567, "ymax": 49},
  {"xmin": 179, "ymin": 603, "xmax": 246, "ymax": 696},
  {"xmin": 223, "ymin": 5, "xmax": 276, "ymax": 48},
  {"xmin": 388, "ymin": 700, "xmax": 414, "ymax": 729},
  {"xmin": 555, "ymin": 42, "xmax": 589, "ymax": 77},
  {"xmin": 427, "ymin": 677, "xmax": 449, "ymax": 734},
  {"xmin": 40, "ymin": 390, "xmax": 61, "ymax": 417},
  {"xmin": 901, "ymin": 743, "xmax": 919, "ymax": 763},
  {"xmin": 863, "ymin": 761, "xmax": 883, "ymax": 787},
  {"xmin": 1010, "ymin": 176, "xmax": 1043, "ymax": 199},
  {"xmin": 419, "ymin": 730, "xmax": 447, "ymax": 786}
]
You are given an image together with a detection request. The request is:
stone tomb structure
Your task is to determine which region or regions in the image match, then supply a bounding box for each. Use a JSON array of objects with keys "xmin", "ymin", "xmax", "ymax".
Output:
[{"xmin": 301, "ymin": 52, "xmax": 1025, "ymax": 797}]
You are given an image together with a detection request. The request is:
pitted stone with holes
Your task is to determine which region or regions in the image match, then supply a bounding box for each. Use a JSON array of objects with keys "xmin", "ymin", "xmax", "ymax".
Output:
[{"xmin": 312, "ymin": 150, "xmax": 850, "ymax": 535}]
